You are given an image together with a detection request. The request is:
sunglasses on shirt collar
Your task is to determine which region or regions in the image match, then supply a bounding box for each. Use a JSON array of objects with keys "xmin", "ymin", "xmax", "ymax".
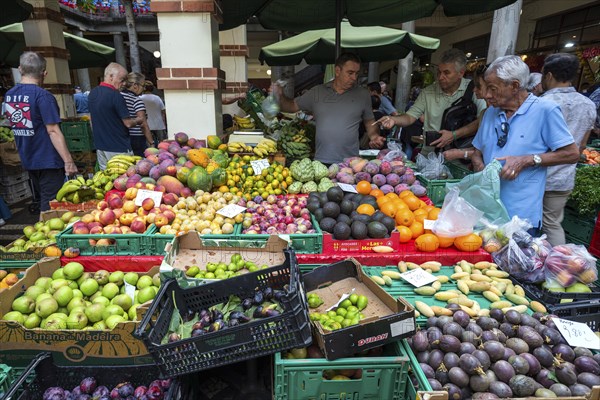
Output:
[{"xmin": 495, "ymin": 122, "xmax": 509, "ymax": 148}]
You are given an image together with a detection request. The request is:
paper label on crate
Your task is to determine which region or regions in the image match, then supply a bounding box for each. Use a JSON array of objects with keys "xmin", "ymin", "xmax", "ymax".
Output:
[
  {"xmin": 124, "ymin": 282, "xmax": 136, "ymax": 302},
  {"xmin": 390, "ymin": 318, "xmax": 416, "ymax": 337},
  {"xmin": 250, "ymin": 159, "xmax": 270, "ymax": 175},
  {"xmin": 423, "ymin": 219, "xmax": 436, "ymax": 230},
  {"xmin": 552, "ymin": 317, "xmax": 600, "ymax": 350},
  {"xmin": 134, "ymin": 189, "xmax": 163, "ymax": 207},
  {"xmin": 326, "ymin": 289, "xmax": 356, "ymax": 311},
  {"xmin": 400, "ymin": 268, "xmax": 438, "ymax": 288},
  {"xmin": 337, "ymin": 183, "xmax": 357, "ymax": 193},
  {"xmin": 216, "ymin": 204, "xmax": 247, "ymax": 218}
]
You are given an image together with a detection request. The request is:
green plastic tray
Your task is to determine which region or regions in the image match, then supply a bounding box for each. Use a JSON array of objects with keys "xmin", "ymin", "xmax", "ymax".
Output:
[
  {"xmin": 561, "ymin": 207, "xmax": 596, "ymax": 245},
  {"xmin": 144, "ymin": 224, "xmax": 242, "ymax": 256},
  {"xmin": 238, "ymin": 215, "xmax": 323, "ymax": 254},
  {"xmin": 0, "ymin": 364, "xmax": 17, "ymax": 398},
  {"xmin": 416, "ymin": 175, "xmax": 460, "ymax": 207},
  {"xmin": 402, "ymin": 339, "xmax": 432, "ymax": 392},
  {"xmin": 446, "ymin": 160, "xmax": 473, "ymax": 179},
  {"xmin": 56, "ymin": 225, "xmax": 156, "ymax": 256},
  {"xmin": 273, "ymin": 341, "xmax": 409, "ymax": 400},
  {"xmin": 60, "ymin": 121, "xmax": 94, "ymax": 152},
  {"xmin": 0, "ymin": 260, "xmax": 36, "ymax": 271}
]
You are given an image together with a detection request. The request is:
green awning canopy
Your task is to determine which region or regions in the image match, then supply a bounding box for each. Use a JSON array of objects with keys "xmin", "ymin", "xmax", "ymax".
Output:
[
  {"xmin": 0, "ymin": 23, "xmax": 116, "ymax": 69},
  {"xmin": 259, "ymin": 20, "xmax": 440, "ymax": 65},
  {"xmin": 220, "ymin": 0, "xmax": 519, "ymax": 31},
  {"xmin": 0, "ymin": 0, "xmax": 32, "ymax": 28}
]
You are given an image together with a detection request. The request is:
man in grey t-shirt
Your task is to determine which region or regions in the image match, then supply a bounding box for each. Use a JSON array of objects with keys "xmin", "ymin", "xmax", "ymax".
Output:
[{"xmin": 274, "ymin": 53, "xmax": 385, "ymax": 164}]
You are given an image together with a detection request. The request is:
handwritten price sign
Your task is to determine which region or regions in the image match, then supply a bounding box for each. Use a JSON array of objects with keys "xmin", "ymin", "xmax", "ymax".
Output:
[
  {"xmin": 400, "ymin": 268, "xmax": 438, "ymax": 288},
  {"xmin": 337, "ymin": 183, "xmax": 357, "ymax": 193},
  {"xmin": 216, "ymin": 204, "xmax": 247, "ymax": 218},
  {"xmin": 552, "ymin": 317, "xmax": 600, "ymax": 350},
  {"xmin": 134, "ymin": 189, "xmax": 163, "ymax": 207},
  {"xmin": 250, "ymin": 159, "xmax": 270, "ymax": 175}
]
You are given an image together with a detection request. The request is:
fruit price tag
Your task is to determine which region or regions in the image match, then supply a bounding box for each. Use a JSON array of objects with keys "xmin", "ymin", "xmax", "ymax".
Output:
[
  {"xmin": 326, "ymin": 289, "xmax": 356, "ymax": 311},
  {"xmin": 400, "ymin": 269, "xmax": 438, "ymax": 288},
  {"xmin": 423, "ymin": 219, "xmax": 436, "ymax": 230},
  {"xmin": 134, "ymin": 189, "xmax": 163, "ymax": 207},
  {"xmin": 552, "ymin": 317, "xmax": 600, "ymax": 350},
  {"xmin": 250, "ymin": 159, "xmax": 270, "ymax": 175},
  {"xmin": 337, "ymin": 183, "xmax": 357, "ymax": 193},
  {"xmin": 217, "ymin": 204, "xmax": 247, "ymax": 218},
  {"xmin": 124, "ymin": 282, "xmax": 136, "ymax": 302}
]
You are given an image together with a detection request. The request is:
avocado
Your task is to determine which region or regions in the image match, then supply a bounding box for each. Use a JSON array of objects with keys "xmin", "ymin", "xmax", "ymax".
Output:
[
  {"xmin": 319, "ymin": 217, "xmax": 337, "ymax": 233},
  {"xmin": 322, "ymin": 202, "xmax": 341, "ymax": 219},
  {"xmin": 333, "ymin": 222, "xmax": 351, "ymax": 240},
  {"xmin": 350, "ymin": 210, "xmax": 359, "ymax": 219},
  {"xmin": 313, "ymin": 208, "xmax": 324, "ymax": 222},
  {"xmin": 336, "ymin": 214, "xmax": 351, "ymax": 226},
  {"xmin": 371, "ymin": 211, "xmax": 386, "ymax": 222},
  {"xmin": 343, "ymin": 193, "xmax": 355, "ymax": 201},
  {"xmin": 326, "ymin": 186, "xmax": 344, "ymax": 203},
  {"xmin": 381, "ymin": 216, "xmax": 396, "ymax": 233},
  {"xmin": 339, "ymin": 200, "xmax": 354, "ymax": 216},
  {"xmin": 351, "ymin": 221, "xmax": 368, "ymax": 240},
  {"xmin": 367, "ymin": 221, "xmax": 388, "ymax": 238},
  {"xmin": 307, "ymin": 200, "xmax": 321, "ymax": 214},
  {"xmin": 352, "ymin": 194, "xmax": 364, "ymax": 204},
  {"xmin": 308, "ymin": 192, "xmax": 320, "ymax": 202},
  {"xmin": 360, "ymin": 195, "xmax": 377, "ymax": 207},
  {"xmin": 353, "ymin": 214, "xmax": 372, "ymax": 225},
  {"xmin": 317, "ymin": 192, "xmax": 329, "ymax": 207}
]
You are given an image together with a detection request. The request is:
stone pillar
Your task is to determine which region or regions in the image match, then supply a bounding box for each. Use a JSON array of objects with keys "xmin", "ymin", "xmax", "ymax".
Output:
[
  {"xmin": 152, "ymin": 0, "xmax": 225, "ymax": 139},
  {"xmin": 73, "ymin": 30, "xmax": 91, "ymax": 91},
  {"xmin": 487, "ymin": 0, "xmax": 523, "ymax": 61},
  {"xmin": 219, "ymin": 25, "xmax": 248, "ymax": 117},
  {"xmin": 22, "ymin": 0, "xmax": 75, "ymax": 118},
  {"xmin": 113, "ymin": 32, "xmax": 127, "ymax": 68},
  {"xmin": 395, "ymin": 21, "xmax": 415, "ymax": 113},
  {"xmin": 368, "ymin": 62, "xmax": 379, "ymax": 83}
]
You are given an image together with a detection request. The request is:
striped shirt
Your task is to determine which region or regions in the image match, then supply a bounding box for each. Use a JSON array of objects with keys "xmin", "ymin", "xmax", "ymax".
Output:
[{"xmin": 121, "ymin": 90, "xmax": 145, "ymax": 137}]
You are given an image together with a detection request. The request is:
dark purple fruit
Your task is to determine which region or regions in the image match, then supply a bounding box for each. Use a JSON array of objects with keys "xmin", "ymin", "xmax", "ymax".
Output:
[
  {"xmin": 578, "ymin": 371, "xmax": 600, "ymax": 388},
  {"xmin": 449, "ymin": 366, "xmax": 470, "ymax": 388},
  {"xmin": 481, "ymin": 330, "xmax": 499, "ymax": 342},
  {"xmin": 191, "ymin": 328, "xmax": 204, "ymax": 337},
  {"xmin": 145, "ymin": 385, "xmax": 163, "ymax": 400},
  {"xmin": 499, "ymin": 323, "xmax": 516, "ymax": 338},
  {"xmin": 472, "ymin": 349, "xmax": 491, "ymax": 370},
  {"xmin": 79, "ymin": 377, "xmax": 97, "ymax": 394},
  {"xmin": 462, "ymin": 330, "xmax": 480, "ymax": 345},
  {"xmin": 482, "ymin": 340, "xmax": 505, "ymax": 362},
  {"xmin": 489, "ymin": 308, "xmax": 504, "ymax": 322},
  {"xmin": 92, "ymin": 386, "xmax": 109, "ymax": 398},
  {"xmin": 542, "ymin": 327, "xmax": 564, "ymax": 346},
  {"xmin": 519, "ymin": 314, "xmax": 539, "ymax": 328},
  {"xmin": 520, "ymin": 352, "xmax": 541, "ymax": 376},
  {"xmin": 117, "ymin": 382, "xmax": 135, "ymax": 397},
  {"xmin": 436, "ymin": 316, "xmax": 453, "ymax": 329},
  {"xmin": 420, "ymin": 363, "xmax": 435, "ymax": 379},
  {"xmin": 504, "ymin": 310, "xmax": 521, "ymax": 325},
  {"xmin": 439, "ymin": 335, "xmax": 461, "ymax": 353},
  {"xmin": 506, "ymin": 337, "xmax": 529, "ymax": 354},
  {"xmin": 427, "ymin": 316, "xmax": 439, "ymax": 328},
  {"xmin": 470, "ymin": 373, "xmax": 490, "ymax": 392},
  {"xmin": 417, "ymin": 351, "xmax": 430, "ymax": 364},
  {"xmin": 443, "ymin": 322, "xmax": 464, "ymax": 339},
  {"xmin": 573, "ymin": 347, "xmax": 593, "ymax": 358},
  {"xmin": 459, "ymin": 342, "xmax": 476, "ymax": 356},
  {"xmin": 509, "ymin": 374, "xmax": 536, "ymax": 397},
  {"xmin": 413, "ymin": 330, "xmax": 429, "ymax": 352},
  {"xmin": 428, "ymin": 349, "xmax": 445, "ymax": 370},
  {"xmin": 442, "ymin": 383, "xmax": 462, "ymax": 400},
  {"xmin": 503, "ymin": 347, "xmax": 516, "ymax": 361},
  {"xmin": 211, "ymin": 309, "xmax": 223, "ymax": 322},
  {"xmin": 508, "ymin": 355, "xmax": 530, "ymax": 375},
  {"xmin": 134, "ymin": 386, "xmax": 147, "ymax": 398},
  {"xmin": 472, "ymin": 392, "xmax": 499, "ymax": 400},
  {"xmin": 428, "ymin": 379, "xmax": 443, "ymax": 390},
  {"xmin": 435, "ymin": 369, "xmax": 449, "ymax": 385},
  {"xmin": 43, "ymin": 387, "xmax": 66, "ymax": 400},
  {"xmin": 443, "ymin": 352, "xmax": 460, "ymax": 370},
  {"xmin": 253, "ymin": 291, "xmax": 264, "ymax": 305},
  {"xmin": 574, "ymin": 355, "xmax": 600, "ymax": 374},
  {"xmin": 428, "ymin": 328, "xmax": 443, "ymax": 346},
  {"xmin": 452, "ymin": 310, "xmax": 470, "ymax": 328},
  {"xmin": 262, "ymin": 287, "xmax": 273, "ymax": 300},
  {"xmin": 553, "ymin": 343, "xmax": 575, "ymax": 362},
  {"xmin": 228, "ymin": 318, "xmax": 239, "ymax": 327},
  {"xmin": 466, "ymin": 322, "xmax": 483, "ymax": 336},
  {"xmin": 555, "ymin": 362, "xmax": 577, "ymax": 386},
  {"xmin": 242, "ymin": 298, "xmax": 253, "ymax": 310},
  {"xmin": 477, "ymin": 317, "xmax": 497, "ymax": 331},
  {"xmin": 492, "ymin": 360, "xmax": 515, "ymax": 383},
  {"xmin": 535, "ymin": 369, "xmax": 555, "ymax": 388},
  {"xmin": 570, "ymin": 383, "xmax": 592, "ymax": 396},
  {"xmin": 533, "ymin": 346, "xmax": 555, "ymax": 368},
  {"xmin": 489, "ymin": 381, "xmax": 512, "ymax": 397},
  {"xmin": 458, "ymin": 353, "xmax": 483, "ymax": 376},
  {"xmin": 549, "ymin": 383, "xmax": 571, "ymax": 397},
  {"xmin": 517, "ymin": 325, "xmax": 543, "ymax": 349}
]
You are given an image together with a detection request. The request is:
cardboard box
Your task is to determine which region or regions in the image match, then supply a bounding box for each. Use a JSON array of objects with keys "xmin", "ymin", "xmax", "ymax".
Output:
[
  {"xmin": 0, "ymin": 258, "xmax": 157, "ymax": 366},
  {"xmin": 302, "ymin": 259, "xmax": 416, "ymax": 360},
  {"xmin": 0, "ymin": 141, "xmax": 21, "ymax": 166},
  {"xmin": 321, "ymin": 231, "xmax": 400, "ymax": 253}
]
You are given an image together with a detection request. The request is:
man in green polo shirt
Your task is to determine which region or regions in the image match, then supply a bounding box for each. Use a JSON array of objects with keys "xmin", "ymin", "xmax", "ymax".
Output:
[{"xmin": 379, "ymin": 49, "xmax": 486, "ymax": 149}]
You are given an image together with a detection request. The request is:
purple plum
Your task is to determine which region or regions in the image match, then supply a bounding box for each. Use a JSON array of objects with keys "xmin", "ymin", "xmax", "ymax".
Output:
[
  {"xmin": 42, "ymin": 387, "xmax": 66, "ymax": 400},
  {"xmin": 79, "ymin": 377, "xmax": 97, "ymax": 395},
  {"xmin": 372, "ymin": 174, "xmax": 387, "ymax": 187},
  {"xmin": 117, "ymin": 382, "xmax": 135, "ymax": 397}
]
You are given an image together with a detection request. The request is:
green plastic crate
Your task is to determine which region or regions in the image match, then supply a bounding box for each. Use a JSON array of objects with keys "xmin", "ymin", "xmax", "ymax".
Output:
[
  {"xmin": 402, "ymin": 339, "xmax": 432, "ymax": 392},
  {"xmin": 0, "ymin": 364, "xmax": 16, "ymax": 398},
  {"xmin": 60, "ymin": 121, "xmax": 94, "ymax": 152},
  {"xmin": 562, "ymin": 207, "xmax": 596, "ymax": 245},
  {"xmin": 416, "ymin": 175, "xmax": 460, "ymax": 207},
  {"xmin": 144, "ymin": 224, "xmax": 242, "ymax": 255},
  {"xmin": 273, "ymin": 341, "xmax": 409, "ymax": 400},
  {"xmin": 446, "ymin": 160, "xmax": 473, "ymax": 179},
  {"xmin": 238, "ymin": 215, "xmax": 323, "ymax": 254},
  {"xmin": 56, "ymin": 225, "xmax": 156, "ymax": 256}
]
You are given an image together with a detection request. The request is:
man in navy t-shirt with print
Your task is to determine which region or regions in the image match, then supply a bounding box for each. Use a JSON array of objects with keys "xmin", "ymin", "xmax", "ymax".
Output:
[
  {"xmin": 88, "ymin": 62, "xmax": 143, "ymax": 170},
  {"xmin": 4, "ymin": 52, "xmax": 77, "ymax": 212}
]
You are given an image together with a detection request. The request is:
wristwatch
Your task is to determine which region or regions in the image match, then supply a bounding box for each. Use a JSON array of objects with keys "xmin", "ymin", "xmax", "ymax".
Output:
[{"xmin": 533, "ymin": 154, "xmax": 542, "ymax": 166}]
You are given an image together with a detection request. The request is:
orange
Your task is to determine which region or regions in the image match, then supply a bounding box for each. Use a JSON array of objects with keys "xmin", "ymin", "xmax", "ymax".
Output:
[
  {"xmin": 395, "ymin": 209, "xmax": 415, "ymax": 227},
  {"xmin": 408, "ymin": 221, "xmax": 424, "ymax": 239},
  {"xmin": 370, "ymin": 188, "xmax": 384, "ymax": 198},
  {"xmin": 428, "ymin": 207, "xmax": 442, "ymax": 220},
  {"xmin": 425, "ymin": 204, "xmax": 435, "ymax": 212},
  {"xmin": 436, "ymin": 235, "xmax": 455, "ymax": 248},
  {"xmin": 415, "ymin": 233, "xmax": 440, "ymax": 252},
  {"xmin": 418, "ymin": 200, "xmax": 428, "ymax": 209},
  {"xmin": 384, "ymin": 192, "xmax": 399, "ymax": 201},
  {"xmin": 403, "ymin": 195, "xmax": 421, "ymax": 211},
  {"xmin": 376, "ymin": 196, "xmax": 391, "ymax": 208},
  {"xmin": 380, "ymin": 202, "xmax": 398, "ymax": 218},
  {"xmin": 397, "ymin": 226, "xmax": 413, "ymax": 243},
  {"xmin": 399, "ymin": 190, "xmax": 413, "ymax": 199},
  {"xmin": 413, "ymin": 209, "xmax": 428, "ymax": 223},
  {"xmin": 356, "ymin": 203, "xmax": 375, "ymax": 216},
  {"xmin": 392, "ymin": 199, "xmax": 408, "ymax": 209},
  {"xmin": 454, "ymin": 233, "xmax": 483, "ymax": 252},
  {"xmin": 356, "ymin": 181, "xmax": 372, "ymax": 195}
]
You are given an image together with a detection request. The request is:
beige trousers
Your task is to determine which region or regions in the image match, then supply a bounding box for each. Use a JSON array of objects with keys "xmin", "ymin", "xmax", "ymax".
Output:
[{"xmin": 542, "ymin": 190, "xmax": 571, "ymax": 246}]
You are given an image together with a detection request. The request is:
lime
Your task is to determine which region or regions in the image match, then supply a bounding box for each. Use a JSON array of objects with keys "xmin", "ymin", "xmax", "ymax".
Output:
[
  {"xmin": 336, "ymin": 308, "xmax": 347, "ymax": 317},
  {"xmin": 346, "ymin": 305, "xmax": 358, "ymax": 313},
  {"xmin": 327, "ymin": 311, "xmax": 337, "ymax": 319},
  {"xmin": 349, "ymin": 294, "xmax": 359, "ymax": 305},
  {"xmin": 340, "ymin": 299, "xmax": 352, "ymax": 309}
]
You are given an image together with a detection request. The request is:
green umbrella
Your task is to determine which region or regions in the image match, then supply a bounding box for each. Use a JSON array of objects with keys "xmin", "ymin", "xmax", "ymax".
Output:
[
  {"xmin": 259, "ymin": 20, "xmax": 440, "ymax": 66},
  {"xmin": 0, "ymin": 23, "xmax": 115, "ymax": 69},
  {"xmin": 220, "ymin": 0, "xmax": 519, "ymax": 31},
  {"xmin": 0, "ymin": 0, "xmax": 32, "ymax": 27}
]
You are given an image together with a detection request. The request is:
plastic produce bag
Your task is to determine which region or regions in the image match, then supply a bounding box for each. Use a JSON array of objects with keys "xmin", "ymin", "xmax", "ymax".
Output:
[
  {"xmin": 491, "ymin": 216, "xmax": 552, "ymax": 284},
  {"xmin": 382, "ymin": 141, "xmax": 407, "ymax": 162},
  {"xmin": 432, "ymin": 187, "xmax": 484, "ymax": 237},
  {"xmin": 544, "ymin": 243, "xmax": 598, "ymax": 288},
  {"xmin": 415, "ymin": 152, "xmax": 452, "ymax": 180},
  {"xmin": 446, "ymin": 160, "xmax": 510, "ymax": 227}
]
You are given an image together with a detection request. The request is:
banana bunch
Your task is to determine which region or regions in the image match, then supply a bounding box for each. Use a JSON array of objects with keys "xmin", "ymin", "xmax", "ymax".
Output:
[
  {"xmin": 253, "ymin": 138, "xmax": 277, "ymax": 157},
  {"xmin": 55, "ymin": 176, "xmax": 104, "ymax": 203},
  {"xmin": 281, "ymin": 141, "xmax": 311, "ymax": 158},
  {"xmin": 105, "ymin": 154, "xmax": 141, "ymax": 176},
  {"xmin": 291, "ymin": 131, "xmax": 310, "ymax": 143},
  {"xmin": 227, "ymin": 142, "xmax": 254, "ymax": 153},
  {"xmin": 0, "ymin": 126, "xmax": 14, "ymax": 143},
  {"xmin": 233, "ymin": 115, "xmax": 256, "ymax": 130}
]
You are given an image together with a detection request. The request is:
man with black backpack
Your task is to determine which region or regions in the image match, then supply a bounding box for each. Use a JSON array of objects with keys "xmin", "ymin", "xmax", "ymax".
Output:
[{"xmin": 378, "ymin": 49, "xmax": 486, "ymax": 151}]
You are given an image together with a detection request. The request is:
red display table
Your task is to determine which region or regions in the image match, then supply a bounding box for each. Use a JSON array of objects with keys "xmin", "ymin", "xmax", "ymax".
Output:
[{"xmin": 60, "ymin": 255, "xmax": 164, "ymax": 272}]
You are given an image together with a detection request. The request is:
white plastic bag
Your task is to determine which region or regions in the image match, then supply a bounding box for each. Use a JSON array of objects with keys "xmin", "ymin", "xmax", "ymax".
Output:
[
  {"xmin": 382, "ymin": 141, "xmax": 407, "ymax": 162},
  {"xmin": 416, "ymin": 152, "xmax": 452, "ymax": 180},
  {"xmin": 432, "ymin": 187, "xmax": 484, "ymax": 237}
]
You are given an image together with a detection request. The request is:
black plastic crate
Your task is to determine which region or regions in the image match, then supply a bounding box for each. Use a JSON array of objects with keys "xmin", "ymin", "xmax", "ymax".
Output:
[
  {"xmin": 548, "ymin": 301, "xmax": 600, "ymax": 331},
  {"xmin": 134, "ymin": 249, "xmax": 312, "ymax": 378},
  {"xmin": 1, "ymin": 352, "xmax": 181, "ymax": 400},
  {"xmin": 509, "ymin": 276, "xmax": 600, "ymax": 306}
]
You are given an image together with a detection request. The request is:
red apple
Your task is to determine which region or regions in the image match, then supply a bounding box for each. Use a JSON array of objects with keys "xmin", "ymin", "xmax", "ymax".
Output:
[
  {"xmin": 113, "ymin": 208, "xmax": 124, "ymax": 219},
  {"xmin": 97, "ymin": 200, "xmax": 109, "ymax": 210},
  {"xmin": 162, "ymin": 209, "xmax": 176, "ymax": 223},
  {"xmin": 89, "ymin": 226, "xmax": 103, "ymax": 234},
  {"xmin": 99, "ymin": 209, "xmax": 116, "ymax": 226},
  {"xmin": 130, "ymin": 217, "xmax": 147, "ymax": 233},
  {"xmin": 142, "ymin": 198, "xmax": 155, "ymax": 211},
  {"xmin": 72, "ymin": 221, "xmax": 89, "ymax": 234},
  {"xmin": 108, "ymin": 196, "xmax": 123, "ymax": 210},
  {"xmin": 162, "ymin": 193, "xmax": 178, "ymax": 206}
]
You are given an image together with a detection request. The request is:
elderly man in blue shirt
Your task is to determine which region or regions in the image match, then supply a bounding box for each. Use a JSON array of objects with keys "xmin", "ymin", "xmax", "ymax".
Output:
[{"xmin": 471, "ymin": 55, "xmax": 579, "ymax": 233}]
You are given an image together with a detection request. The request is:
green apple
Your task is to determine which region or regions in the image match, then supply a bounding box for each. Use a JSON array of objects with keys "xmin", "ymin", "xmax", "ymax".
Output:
[
  {"xmin": 67, "ymin": 297, "xmax": 87, "ymax": 313},
  {"xmin": 84, "ymin": 303, "xmax": 105, "ymax": 323},
  {"xmin": 137, "ymin": 287, "xmax": 156, "ymax": 304},
  {"xmin": 66, "ymin": 311, "xmax": 88, "ymax": 329},
  {"xmin": 60, "ymin": 211, "xmax": 75, "ymax": 223},
  {"xmin": 23, "ymin": 225, "xmax": 36, "ymax": 239},
  {"xmin": 12, "ymin": 295, "xmax": 35, "ymax": 314},
  {"xmin": 94, "ymin": 270, "xmax": 110, "ymax": 285},
  {"xmin": 35, "ymin": 293, "xmax": 53, "ymax": 303},
  {"xmin": 102, "ymin": 304, "xmax": 124, "ymax": 321},
  {"xmin": 35, "ymin": 297, "xmax": 59, "ymax": 318},
  {"xmin": 136, "ymin": 275, "xmax": 153, "ymax": 290},
  {"xmin": 128, "ymin": 304, "xmax": 140, "ymax": 321},
  {"xmin": 34, "ymin": 277, "xmax": 53, "ymax": 290},
  {"xmin": 48, "ymin": 279, "xmax": 68, "ymax": 294},
  {"xmin": 51, "ymin": 269, "xmax": 65, "ymax": 280},
  {"xmin": 152, "ymin": 273, "xmax": 161, "ymax": 287},
  {"xmin": 69, "ymin": 306, "xmax": 86, "ymax": 315},
  {"xmin": 34, "ymin": 221, "xmax": 44, "ymax": 231},
  {"xmin": 102, "ymin": 283, "xmax": 119, "ymax": 300},
  {"xmin": 92, "ymin": 320, "xmax": 107, "ymax": 330},
  {"xmin": 42, "ymin": 316, "xmax": 67, "ymax": 330},
  {"xmin": 105, "ymin": 314, "xmax": 126, "ymax": 329},
  {"xmin": 92, "ymin": 296, "xmax": 110, "ymax": 307},
  {"xmin": 111, "ymin": 294, "xmax": 132, "ymax": 311},
  {"xmin": 62, "ymin": 262, "xmax": 84, "ymax": 280},
  {"xmin": 109, "ymin": 271, "xmax": 124, "ymax": 286},
  {"xmin": 124, "ymin": 272, "xmax": 139, "ymax": 286},
  {"xmin": 72, "ymin": 289, "xmax": 83, "ymax": 299},
  {"xmin": 79, "ymin": 278, "xmax": 99, "ymax": 297},
  {"xmin": 566, "ymin": 283, "xmax": 592, "ymax": 293},
  {"xmin": 57, "ymin": 306, "xmax": 69, "ymax": 315},
  {"xmin": 24, "ymin": 285, "xmax": 46, "ymax": 301},
  {"xmin": 77, "ymin": 272, "xmax": 93, "ymax": 287},
  {"xmin": 47, "ymin": 218, "xmax": 65, "ymax": 231},
  {"xmin": 30, "ymin": 231, "xmax": 46, "ymax": 242},
  {"xmin": 24, "ymin": 313, "xmax": 42, "ymax": 329},
  {"xmin": 53, "ymin": 286, "xmax": 74, "ymax": 307},
  {"xmin": 2, "ymin": 311, "xmax": 25, "ymax": 324},
  {"xmin": 68, "ymin": 280, "xmax": 78, "ymax": 290}
]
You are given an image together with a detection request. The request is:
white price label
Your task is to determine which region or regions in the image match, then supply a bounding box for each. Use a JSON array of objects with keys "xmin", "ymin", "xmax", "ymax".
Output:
[
  {"xmin": 400, "ymin": 268, "xmax": 438, "ymax": 288},
  {"xmin": 124, "ymin": 282, "xmax": 136, "ymax": 303},
  {"xmin": 217, "ymin": 204, "xmax": 247, "ymax": 218},
  {"xmin": 423, "ymin": 219, "xmax": 436, "ymax": 230},
  {"xmin": 134, "ymin": 189, "xmax": 163, "ymax": 207},
  {"xmin": 337, "ymin": 183, "xmax": 357, "ymax": 193},
  {"xmin": 326, "ymin": 289, "xmax": 356, "ymax": 311},
  {"xmin": 552, "ymin": 317, "xmax": 600, "ymax": 350},
  {"xmin": 250, "ymin": 159, "xmax": 270, "ymax": 175}
]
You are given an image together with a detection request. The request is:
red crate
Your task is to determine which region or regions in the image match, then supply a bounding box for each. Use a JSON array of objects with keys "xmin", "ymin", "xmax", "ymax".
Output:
[
  {"xmin": 322, "ymin": 231, "xmax": 400, "ymax": 253},
  {"xmin": 588, "ymin": 211, "xmax": 600, "ymax": 258},
  {"xmin": 49, "ymin": 199, "xmax": 99, "ymax": 211}
]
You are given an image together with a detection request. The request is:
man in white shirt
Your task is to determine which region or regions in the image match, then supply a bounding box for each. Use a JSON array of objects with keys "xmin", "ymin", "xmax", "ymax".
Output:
[{"xmin": 139, "ymin": 81, "xmax": 166, "ymax": 146}]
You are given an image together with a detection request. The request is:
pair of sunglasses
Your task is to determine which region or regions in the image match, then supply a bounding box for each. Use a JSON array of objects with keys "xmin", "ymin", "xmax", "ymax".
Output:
[{"xmin": 495, "ymin": 122, "xmax": 509, "ymax": 148}]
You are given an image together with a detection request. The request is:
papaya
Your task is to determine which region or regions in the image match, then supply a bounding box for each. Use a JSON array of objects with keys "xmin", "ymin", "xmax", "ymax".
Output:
[
  {"xmin": 187, "ymin": 166, "xmax": 212, "ymax": 192},
  {"xmin": 187, "ymin": 149, "xmax": 210, "ymax": 167},
  {"xmin": 211, "ymin": 168, "xmax": 227, "ymax": 187},
  {"xmin": 207, "ymin": 135, "xmax": 221, "ymax": 150}
]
